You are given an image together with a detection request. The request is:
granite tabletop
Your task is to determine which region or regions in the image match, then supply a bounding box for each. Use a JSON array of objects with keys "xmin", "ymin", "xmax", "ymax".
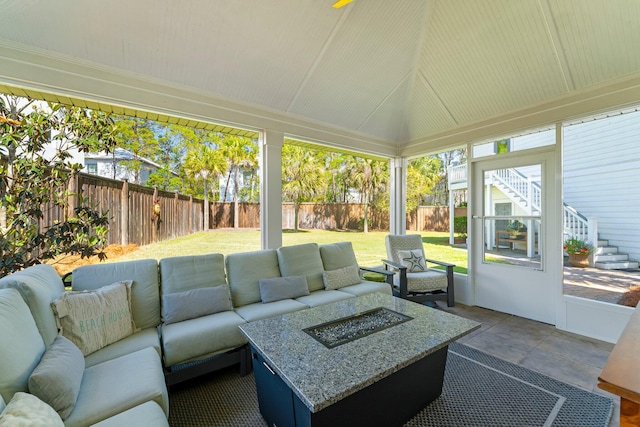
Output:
[{"xmin": 239, "ymin": 293, "xmax": 480, "ymax": 413}]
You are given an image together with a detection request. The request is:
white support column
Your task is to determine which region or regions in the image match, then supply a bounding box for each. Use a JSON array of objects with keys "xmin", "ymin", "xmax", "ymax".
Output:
[
  {"xmin": 389, "ymin": 157, "xmax": 407, "ymax": 235},
  {"xmin": 259, "ymin": 129, "xmax": 284, "ymax": 250},
  {"xmin": 449, "ymin": 191, "xmax": 455, "ymax": 244}
]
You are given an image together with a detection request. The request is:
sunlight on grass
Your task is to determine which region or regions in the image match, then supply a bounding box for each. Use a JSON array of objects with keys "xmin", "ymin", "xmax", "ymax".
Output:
[{"xmin": 108, "ymin": 230, "xmax": 473, "ymax": 274}]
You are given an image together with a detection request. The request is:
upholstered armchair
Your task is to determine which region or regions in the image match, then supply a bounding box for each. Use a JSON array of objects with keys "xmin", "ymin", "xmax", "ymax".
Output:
[{"xmin": 383, "ymin": 234, "xmax": 455, "ymax": 307}]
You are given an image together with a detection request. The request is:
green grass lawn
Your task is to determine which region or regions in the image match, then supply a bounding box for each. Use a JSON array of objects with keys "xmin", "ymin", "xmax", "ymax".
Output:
[{"xmin": 108, "ymin": 229, "xmax": 472, "ymax": 274}]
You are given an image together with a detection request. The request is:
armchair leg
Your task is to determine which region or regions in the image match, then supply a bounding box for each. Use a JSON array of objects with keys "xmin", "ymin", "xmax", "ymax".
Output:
[{"xmin": 446, "ymin": 265, "xmax": 455, "ymax": 307}]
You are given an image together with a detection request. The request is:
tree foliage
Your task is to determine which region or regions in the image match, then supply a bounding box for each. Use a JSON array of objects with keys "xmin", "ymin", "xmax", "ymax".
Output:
[{"xmin": 0, "ymin": 95, "xmax": 117, "ymax": 276}]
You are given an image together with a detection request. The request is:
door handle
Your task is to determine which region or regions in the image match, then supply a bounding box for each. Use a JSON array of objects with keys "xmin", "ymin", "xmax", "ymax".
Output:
[{"xmin": 472, "ymin": 215, "xmax": 482, "ymax": 219}]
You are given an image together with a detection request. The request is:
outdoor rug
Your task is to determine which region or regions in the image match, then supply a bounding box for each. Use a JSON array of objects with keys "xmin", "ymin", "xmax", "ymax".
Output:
[{"xmin": 168, "ymin": 342, "xmax": 613, "ymax": 427}]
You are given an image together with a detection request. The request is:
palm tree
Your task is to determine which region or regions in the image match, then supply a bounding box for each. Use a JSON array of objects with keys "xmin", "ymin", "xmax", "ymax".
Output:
[
  {"xmin": 346, "ymin": 156, "xmax": 388, "ymax": 233},
  {"xmin": 282, "ymin": 145, "xmax": 326, "ymax": 232},
  {"xmin": 184, "ymin": 146, "xmax": 226, "ymax": 230},
  {"xmin": 219, "ymin": 135, "xmax": 256, "ymax": 228}
]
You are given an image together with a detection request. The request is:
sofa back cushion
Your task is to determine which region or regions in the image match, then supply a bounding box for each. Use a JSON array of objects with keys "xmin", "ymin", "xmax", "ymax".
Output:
[
  {"xmin": 159, "ymin": 254, "xmax": 226, "ymax": 295},
  {"xmin": 0, "ymin": 264, "xmax": 64, "ymax": 347},
  {"xmin": 0, "ymin": 288, "xmax": 46, "ymax": 404},
  {"xmin": 72, "ymin": 259, "xmax": 160, "ymax": 330},
  {"xmin": 226, "ymin": 249, "xmax": 281, "ymax": 307},
  {"xmin": 319, "ymin": 241, "xmax": 359, "ymax": 271},
  {"xmin": 277, "ymin": 243, "xmax": 325, "ymax": 292}
]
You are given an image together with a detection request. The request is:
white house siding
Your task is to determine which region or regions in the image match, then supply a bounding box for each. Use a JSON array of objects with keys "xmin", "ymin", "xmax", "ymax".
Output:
[{"xmin": 563, "ymin": 111, "xmax": 640, "ymax": 262}]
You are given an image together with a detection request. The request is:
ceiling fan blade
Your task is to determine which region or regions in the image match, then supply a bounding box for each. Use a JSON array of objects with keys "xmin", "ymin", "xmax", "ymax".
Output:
[{"xmin": 332, "ymin": 0, "xmax": 353, "ymax": 8}]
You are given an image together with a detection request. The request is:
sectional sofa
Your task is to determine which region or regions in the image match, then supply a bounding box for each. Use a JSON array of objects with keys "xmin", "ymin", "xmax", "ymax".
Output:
[{"xmin": 0, "ymin": 241, "xmax": 392, "ymax": 426}]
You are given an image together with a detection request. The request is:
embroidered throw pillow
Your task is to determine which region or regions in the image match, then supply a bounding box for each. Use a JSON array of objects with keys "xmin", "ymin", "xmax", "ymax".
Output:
[
  {"xmin": 397, "ymin": 249, "xmax": 428, "ymax": 272},
  {"xmin": 51, "ymin": 281, "xmax": 136, "ymax": 356},
  {"xmin": 258, "ymin": 276, "xmax": 310, "ymax": 303},
  {"xmin": 163, "ymin": 285, "xmax": 233, "ymax": 324},
  {"xmin": 322, "ymin": 265, "xmax": 361, "ymax": 290},
  {"xmin": 0, "ymin": 392, "xmax": 64, "ymax": 427}
]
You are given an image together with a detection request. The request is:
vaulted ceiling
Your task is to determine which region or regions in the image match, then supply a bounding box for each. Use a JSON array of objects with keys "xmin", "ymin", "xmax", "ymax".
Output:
[{"xmin": 2, "ymin": 0, "xmax": 640, "ymax": 158}]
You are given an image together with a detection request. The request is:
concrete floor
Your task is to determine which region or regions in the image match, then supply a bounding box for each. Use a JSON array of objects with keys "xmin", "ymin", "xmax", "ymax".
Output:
[{"xmin": 438, "ymin": 303, "xmax": 621, "ymax": 427}]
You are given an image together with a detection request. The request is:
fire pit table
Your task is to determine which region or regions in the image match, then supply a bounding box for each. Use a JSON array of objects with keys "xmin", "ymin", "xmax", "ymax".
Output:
[{"xmin": 239, "ymin": 293, "xmax": 480, "ymax": 427}]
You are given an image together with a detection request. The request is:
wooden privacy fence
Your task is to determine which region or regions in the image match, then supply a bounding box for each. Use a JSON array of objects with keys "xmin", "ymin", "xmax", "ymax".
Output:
[{"xmin": 48, "ymin": 173, "xmax": 466, "ymax": 247}]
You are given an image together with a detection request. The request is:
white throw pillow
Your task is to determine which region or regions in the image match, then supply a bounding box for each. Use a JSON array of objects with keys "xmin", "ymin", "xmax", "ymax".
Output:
[
  {"xmin": 397, "ymin": 249, "xmax": 428, "ymax": 272},
  {"xmin": 0, "ymin": 392, "xmax": 64, "ymax": 427},
  {"xmin": 51, "ymin": 281, "xmax": 136, "ymax": 356},
  {"xmin": 323, "ymin": 265, "xmax": 361, "ymax": 290}
]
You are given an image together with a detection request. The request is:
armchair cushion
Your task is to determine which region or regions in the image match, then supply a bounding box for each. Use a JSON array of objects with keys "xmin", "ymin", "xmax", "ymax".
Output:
[
  {"xmin": 258, "ymin": 276, "xmax": 309, "ymax": 303},
  {"xmin": 406, "ymin": 271, "xmax": 448, "ymax": 292},
  {"xmin": 0, "ymin": 392, "xmax": 63, "ymax": 427},
  {"xmin": 397, "ymin": 249, "xmax": 428, "ymax": 272},
  {"xmin": 322, "ymin": 265, "xmax": 361, "ymax": 290},
  {"xmin": 162, "ymin": 285, "xmax": 232, "ymax": 325},
  {"xmin": 28, "ymin": 336, "xmax": 84, "ymax": 420}
]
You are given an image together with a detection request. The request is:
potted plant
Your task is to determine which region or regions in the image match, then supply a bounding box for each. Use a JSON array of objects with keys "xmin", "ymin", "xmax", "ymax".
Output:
[
  {"xmin": 453, "ymin": 216, "xmax": 467, "ymax": 244},
  {"xmin": 564, "ymin": 237, "xmax": 594, "ymax": 267},
  {"xmin": 507, "ymin": 220, "xmax": 526, "ymax": 239}
]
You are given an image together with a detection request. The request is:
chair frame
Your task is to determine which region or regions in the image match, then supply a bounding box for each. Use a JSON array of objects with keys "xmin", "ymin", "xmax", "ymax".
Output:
[{"xmin": 382, "ymin": 258, "xmax": 455, "ymax": 307}]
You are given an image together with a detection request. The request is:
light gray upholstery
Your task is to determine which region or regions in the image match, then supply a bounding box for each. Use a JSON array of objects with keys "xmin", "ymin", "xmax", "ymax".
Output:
[
  {"xmin": 160, "ymin": 311, "xmax": 247, "ymax": 366},
  {"xmin": 319, "ymin": 241, "xmax": 359, "ymax": 271},
  {"xmin": 71, "ymin": 259, "xmax": 162, "ymax": 365},
  {"xmin": 0, "ymin": 264, "xmax": 65, "ymax": 346},
  {"xmin": 0, "ymin": 288, "xmax": 45, "ymax": 404},
  {"xmin": 234, "ymin": 299, "xmax": 307, "ymax": 322},
  {"xmin": 89, "ymin": 402, "xmax": 169, "ymax": 427},
  {"xmin": 277, "ymin": 243, "xmax": 325, "ymax": 292},
  {"xmin": 226, "ymin": 249, "xmax": 281, "ymax": 307},
  {"xmin": 72, "ymin": 259, "xmax": 161, "ymax": 330},
  {"xmin": 63, "ymin": 347, "xmax": 168, "ymax": 427},
  {"xmin": 83, "ymin": 328, "xmax": 160, "ymax": 368},
  {"xmin": 159, "ymin": 254, "xmax": 245, "ymax": 368},
  {"xmin": 338, "ymin": 281, "xmax": 392, "ymax": 296},
  {"xmin": 295, "ymin": 289, "xmax": 354, "ymax": 307}
]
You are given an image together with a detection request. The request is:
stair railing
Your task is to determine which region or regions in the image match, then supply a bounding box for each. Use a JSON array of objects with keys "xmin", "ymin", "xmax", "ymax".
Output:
[{"xmin": 489, "ymin": 169, "xmax": 541, "ymax": 214}]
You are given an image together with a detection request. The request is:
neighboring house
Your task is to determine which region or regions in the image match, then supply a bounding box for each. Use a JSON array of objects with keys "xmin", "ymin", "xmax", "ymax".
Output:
[
  {"xmin": 218, "ymin": 167, "xmax": 257, "ymax": 202},
  {"xmin": 449, "ymin": 107, "xmax": 640, "ymax": 271},
  {"xmin": 83, "ymin": 148, "xmax": 162, "ymax": 185}
]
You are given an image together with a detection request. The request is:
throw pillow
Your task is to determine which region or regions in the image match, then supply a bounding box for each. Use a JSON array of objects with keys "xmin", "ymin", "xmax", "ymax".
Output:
[
  {"xmin": 28, "ymin": 336, "xmax": 84, "ymax": 420},
  {"xmin": 322, "ymin": 265, "xmax": 361, "ymax": 290},
  {"xmin": 163, "ymin": 285, "xmax": 233, "ymax": 325},
  {"xmin": 397, "ymin": 249, "xmax": 428, "ymax": 272},
  {"xmin": 0, "ymin": 392, "xmax": 64, "ymax": 427},
  {"xmin": 51, "ymin": 281, "xmax": 136, "ymax": 356},
  {"xmin": 258, "ymin": 276, "xmax": 310, "ymax": 303}
]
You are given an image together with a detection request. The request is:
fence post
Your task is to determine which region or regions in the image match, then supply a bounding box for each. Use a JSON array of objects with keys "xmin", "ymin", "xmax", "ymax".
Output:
[
  {"xmin": 67, "ymin": 172, "xmax": 79, "ymax": 219},
  {"xmin": 188, "ymin": 195, "xmax": 193, "ymax": 233},
  {"xmin": 121, "ymin": 179, "xmax": 129, "ymax": 245},
  {"xmin": 174, "ymin": 191, "xmax": 179, "ymax": 238}
]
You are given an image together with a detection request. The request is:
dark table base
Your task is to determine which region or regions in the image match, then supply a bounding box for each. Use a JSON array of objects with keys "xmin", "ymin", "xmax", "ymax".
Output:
[{"xmin": 251, "ymin": 345, "xmax": 448, "ymax": 427}]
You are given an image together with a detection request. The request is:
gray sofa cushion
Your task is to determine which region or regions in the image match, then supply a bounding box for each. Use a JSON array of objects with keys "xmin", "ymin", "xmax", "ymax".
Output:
[
  {"xmin": 0, "ymin": 264, "xmax": 65, "ymax": 347},
  {"xmin": 83, "ymin": 328, "xmax": 160, "ymax": 368},
  {"xmin": 63, "ymin": 347, "xmax": 168, "ymax": 427},
  {"xmin": 277, "ymin": 243, "xmax": 325, "ymax": 292},
  {"xmin": 337, "ymin": 280, "xmax": 393, "ymax": 297},
  {"xmin": 72, "ymin": 259, "xmax": 160, "ymax": 330},
  {"xmin": 159, "ymin": 254, "xmax": 226, "ymax": 295},
  {"xmin": 29, "ymin": 336, "xmax": 84, "ymax": 420},
  {"xmin": 89, "ymin": 401, "xmax": 168, "ymax": 427},
  {"xmin": 259, "ymin": 276, "xmax": 309, "ymax": 303},
  {"xmin": 162, "ymin": 285, "xmax": 232, "ymax": 325},
  {"xmin": 226, "ymin": 249, "xmax": 281, "ymax": 307},
  {"xmin": 161, "ymin": 311, "xmax": 247, "ymax": 367},
  {"xmin": 0, "ymin": 288, "xmax": 46, "ymax": 404},
  {"xmin": 234, "ymin": 299, "xmax": 307, "ymax": 322},
  {"xmin": 319, "ymin": 241, "xmax": 359, "ymax": 271},
  {"xmin": 295, "ymin": 290, "xmax": 354, "ymax": 307}
]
